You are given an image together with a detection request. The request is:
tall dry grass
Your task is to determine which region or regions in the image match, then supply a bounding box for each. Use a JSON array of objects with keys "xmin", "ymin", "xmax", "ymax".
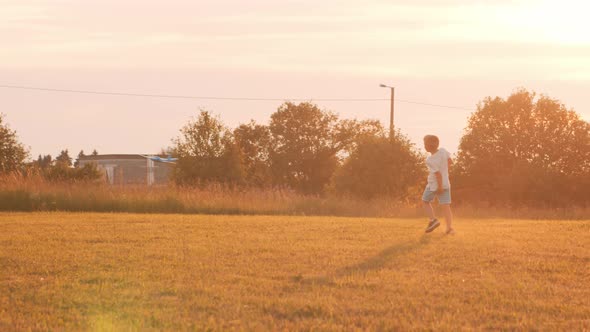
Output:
[
  {"xmin": 0, "ymin": 173, "xmax": 587, "ymax": 219},
  {"xmin": 0, "ymin": 173, "xmax": 418, "ymax": 217}
]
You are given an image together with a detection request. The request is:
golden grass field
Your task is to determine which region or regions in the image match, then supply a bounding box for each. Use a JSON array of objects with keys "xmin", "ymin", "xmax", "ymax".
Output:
[{"xmin": 1, "ymin": 212, "xmax": 589, "ymax": 331}]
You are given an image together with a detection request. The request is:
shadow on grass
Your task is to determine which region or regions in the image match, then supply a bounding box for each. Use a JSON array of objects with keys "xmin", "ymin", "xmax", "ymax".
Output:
[{"xmin": 294, "ymin": 234, "xmax": 439, "ymax": 287}]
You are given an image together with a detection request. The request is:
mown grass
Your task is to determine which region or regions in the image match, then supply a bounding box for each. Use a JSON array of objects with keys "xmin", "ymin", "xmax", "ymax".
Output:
[{"xmin": 1, "ymin": 212, "xmax": 588, "ymax": 330}]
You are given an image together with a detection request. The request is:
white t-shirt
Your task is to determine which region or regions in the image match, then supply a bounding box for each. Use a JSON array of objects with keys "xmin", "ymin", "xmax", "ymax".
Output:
[{"xmin": 426, "ymin": 148, "xmax": 451, "ymax": 191}]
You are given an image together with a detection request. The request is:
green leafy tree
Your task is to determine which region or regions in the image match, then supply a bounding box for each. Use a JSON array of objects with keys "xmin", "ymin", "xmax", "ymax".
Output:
[
  {"xmin": 268, "ymin": 102, "xmax": 339, "ymax": 194},
  {"xmin": 0, "ymin": 114, "xmax": 28, "ymax": 173},
  {"xmin": 333, "ymin": 118, "xmax": 385, "ymax": 156},
  {"xmin": 269, "ymin": 102, "xmax": 384, "ymax": 194},
  {"xmin": 172, "ymin": 110, "xmax": 244, "ymax": 185},
  {"xmin": 332, "ymin": 132, "xmax": 425, "ymax": 200},
  {"xmin": 455, "ymin": 88, "xmax": 590, "ymax": 206},
  {"xmin": 233, "ymin": 120, "xmax": 272, "ymax": 186}
]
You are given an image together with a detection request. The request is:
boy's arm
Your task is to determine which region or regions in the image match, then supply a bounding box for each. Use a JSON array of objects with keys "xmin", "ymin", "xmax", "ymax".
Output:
[
  {"xmin": 433, "ymin": 156, "xmax": 451, "ymax": 193},
  {"xmin": 435, "ymin": 171, "xmax": 443, "ymax": 193}
]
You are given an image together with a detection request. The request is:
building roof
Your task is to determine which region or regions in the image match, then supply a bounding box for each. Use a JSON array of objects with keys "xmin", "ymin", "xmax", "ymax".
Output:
[{"xmin": 78, "ymin": 154, "xmax": 151, "ymax": 161}]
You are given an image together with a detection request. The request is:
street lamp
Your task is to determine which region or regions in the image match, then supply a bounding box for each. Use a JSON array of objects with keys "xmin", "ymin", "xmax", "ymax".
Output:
[{"xmin": 379, "ymin": 84, "xmax": 395, "ymax": 139}]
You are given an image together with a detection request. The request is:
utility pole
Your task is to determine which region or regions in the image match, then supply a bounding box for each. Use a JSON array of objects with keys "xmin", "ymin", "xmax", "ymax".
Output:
[{"xmin": 379, "ymin": 84, "xmax": 395, "ymax": 139}]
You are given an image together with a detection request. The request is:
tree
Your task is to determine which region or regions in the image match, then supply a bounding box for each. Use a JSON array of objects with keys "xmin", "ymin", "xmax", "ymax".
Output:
[
  {"xmin": 454, "ymin": 88, "xmax": 590, "ymax": 207},
  {"xmin": 332, "ymin": 132, "xmax": 425, "ymax": 200},
  {"xmin": 268, "ymin": 102, "xmax": 384, "ymax": 194},
  {"xmin": 27, "ymin": 150, "xmax": 101, "ymax": 182},
  {"xmin": 0, "ymin": 114, "xmax": 28, "ymax": 173},
  {"xmin": 91, "ymin": 149, "xmax": 98, "ymax": 156},
  {"xmin": 333, "ymin": 118, "xmax": 385, "ymax": 157},
  {"xmin": 172, "ymin": 110, "xmax": 244, "ymax": 185},
  {"xmin": 43, "ymin": 162, "xmax": 102, "ymax": 182},
  {"xmin": 268, "ymin": 102, "xmax": 339, "ymax": 193},
  {"xmin": 35, "ymin": 154, "xmax": 53, "ymax": 169},
  {"xmin": 233, "ymin": 120, "xmax": 272, "ymax": 186},
  {"xmin": 55, "ymin": 149, "xmax": 72, "ymax": 167},
  {"xmin": 74, "ymin": 150, "xmax": 85, "ymax": 167}
]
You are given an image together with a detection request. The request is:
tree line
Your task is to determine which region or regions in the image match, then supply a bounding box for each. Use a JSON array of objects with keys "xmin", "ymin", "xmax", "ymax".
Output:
[
  {"xmin": 1, "ymin": 88, "xmax": 588, "ymax": 207},
  {"xmin": 29, "ymin": 149, "xmax": 102, "ymax": 182},
  {"xmin": 0, "ymin": 123, "xmax": 102, "ymax": 182},
  {"xmin": 171, "ymin": 101, "xmax": 421, "ymax": 201}
]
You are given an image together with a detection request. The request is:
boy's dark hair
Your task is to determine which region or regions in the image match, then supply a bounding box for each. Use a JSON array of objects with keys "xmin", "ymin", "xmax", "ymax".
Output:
[{"xmin": 424, "ymin": 135, "xmax": 439, "ymax": 149}]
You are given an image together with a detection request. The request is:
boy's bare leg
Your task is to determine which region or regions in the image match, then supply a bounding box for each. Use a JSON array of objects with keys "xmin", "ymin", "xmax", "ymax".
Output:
[
  {"xmin": 440, "ymin": 204, "xmax": 453, "ymax": 232},
  {"xmin": 423, "ymin": 201, "xmax": 436, "ymax": 220}
]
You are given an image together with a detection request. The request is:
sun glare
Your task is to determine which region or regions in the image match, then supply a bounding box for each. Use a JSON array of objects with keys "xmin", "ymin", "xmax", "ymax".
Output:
[{"xmin": 518, "ymin": 1, "xmax": 590, "ymax": 44}]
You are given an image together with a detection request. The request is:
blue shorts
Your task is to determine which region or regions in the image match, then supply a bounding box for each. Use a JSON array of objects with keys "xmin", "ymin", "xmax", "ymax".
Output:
[{"xmin": 422, "ymin": 187, "xmax": 451, "ymax": 205}]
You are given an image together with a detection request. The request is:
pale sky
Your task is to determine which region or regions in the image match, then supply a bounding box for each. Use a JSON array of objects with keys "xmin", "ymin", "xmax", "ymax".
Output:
[{"xmin": 2, "ymin": 0, "xmax": 589, "ymax": 159}]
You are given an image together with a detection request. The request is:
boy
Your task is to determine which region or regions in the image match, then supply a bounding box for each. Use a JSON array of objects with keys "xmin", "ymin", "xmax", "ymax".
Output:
[{"xmin": 422, "ymin": 135, "xmax": 454, "ymax": 234}]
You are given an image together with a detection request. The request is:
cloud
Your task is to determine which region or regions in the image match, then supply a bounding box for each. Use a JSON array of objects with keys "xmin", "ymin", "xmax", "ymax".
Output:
[
  {"xmin": 0, "ymin": 3, "xmax": 51, "ymax": 22},
  {"xmin": 2, "ymin": 0, "xmax": 590, "ymax": 81}
]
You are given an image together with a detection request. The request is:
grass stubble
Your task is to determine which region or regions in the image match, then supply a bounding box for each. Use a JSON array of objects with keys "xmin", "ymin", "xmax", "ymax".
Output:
[{"xmin": 1, "ymin": 213, "xmax": 589, "ymax": 330}]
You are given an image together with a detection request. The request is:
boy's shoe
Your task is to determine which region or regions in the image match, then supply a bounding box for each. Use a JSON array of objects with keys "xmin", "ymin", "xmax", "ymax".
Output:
[{"xmin": 425, "ymin": 219, "xmax": 440, "ymax": 233}]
